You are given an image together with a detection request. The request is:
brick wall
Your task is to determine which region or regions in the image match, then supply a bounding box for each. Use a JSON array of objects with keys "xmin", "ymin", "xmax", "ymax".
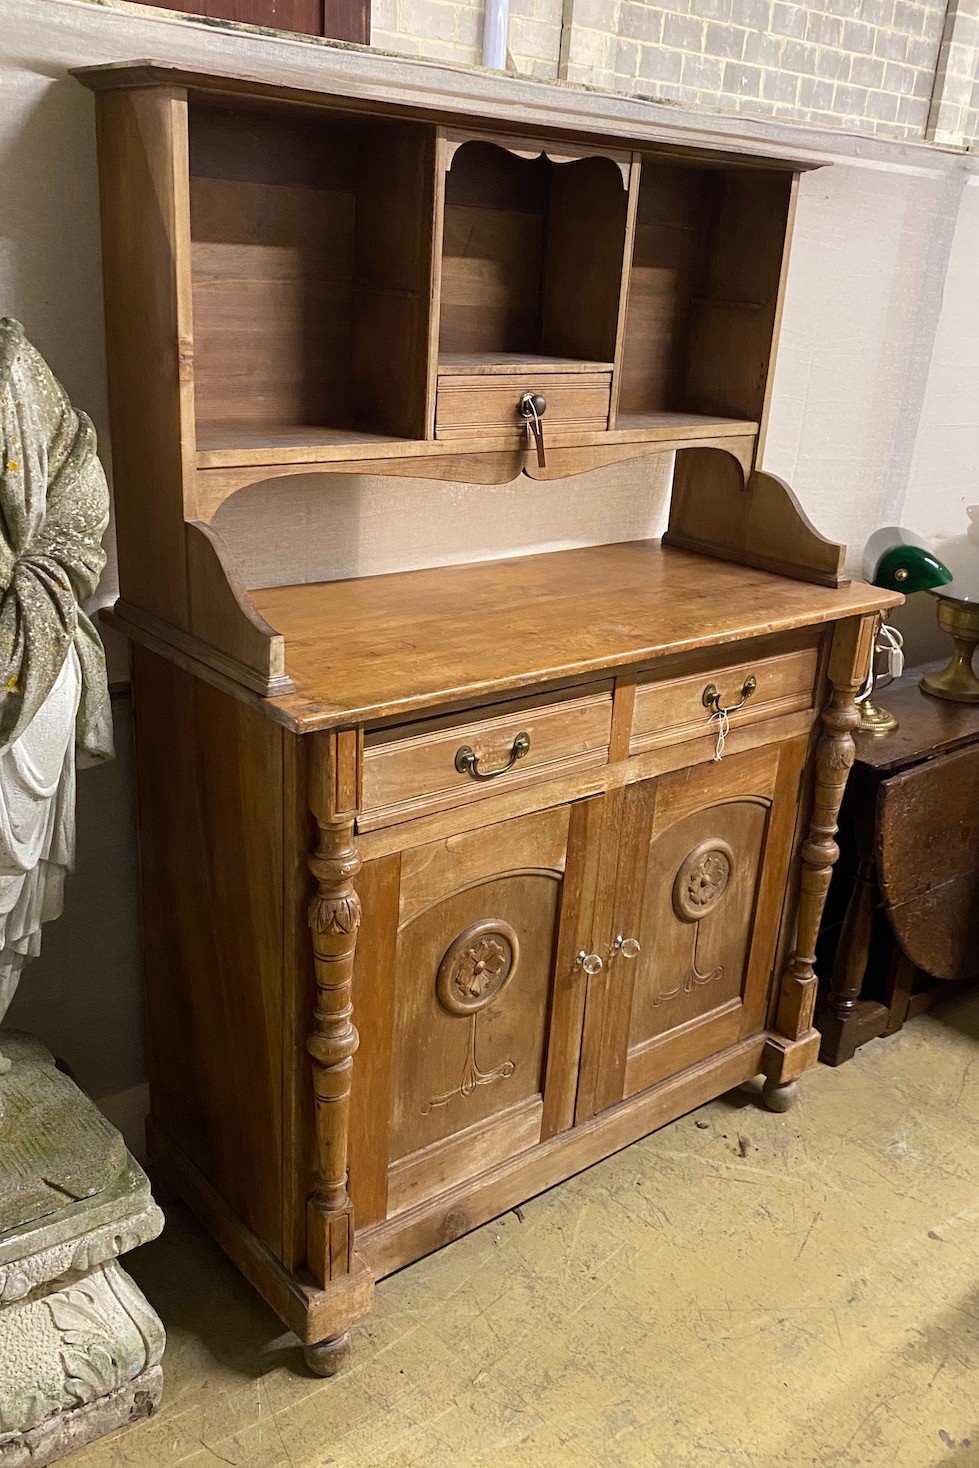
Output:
[
  {"xmin": 371, "ymin": 0, "xmax": 979, "ymax": 148},
  {"xmin": 372, "ymin": 0, "xmax": 564, "ymax": 76}
]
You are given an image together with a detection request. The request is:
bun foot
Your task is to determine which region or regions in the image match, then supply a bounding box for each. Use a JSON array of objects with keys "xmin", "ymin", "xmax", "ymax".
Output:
[
  {"xmin": 304, "ymin": 1331, "xmax": 350, "ymax": 1377},
  {"xmin": 762, "ymin": 1078, "xmax": 798, "ymax": 1113}
]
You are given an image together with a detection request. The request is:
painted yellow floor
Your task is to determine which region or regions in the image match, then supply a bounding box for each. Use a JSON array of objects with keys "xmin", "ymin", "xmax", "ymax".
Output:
[{"xmin": 75, "ymin": 992, "xmax": 979, "ymax": 1468}]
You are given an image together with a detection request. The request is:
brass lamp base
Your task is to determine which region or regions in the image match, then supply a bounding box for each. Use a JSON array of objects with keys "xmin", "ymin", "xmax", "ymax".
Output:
[
  {"xmin": 858, "ymin": 698, "xmax": 898, "ymax": 734},
  {"xmin": 920, "ymin": 596, "xmax": 979, "ymax": 704}
]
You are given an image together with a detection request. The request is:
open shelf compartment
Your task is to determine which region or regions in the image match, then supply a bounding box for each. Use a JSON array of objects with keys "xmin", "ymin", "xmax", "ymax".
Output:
[
  {"xmin": 617, "ymin": 156, "xmax": 793, "ymax": 427},
  {"xmin": 187, "ymin": 94, "xmax": 437, "ymax": 448},
  {"xmin": 433, "ymin": 135, "xmax": 632, "ymax": 444}
]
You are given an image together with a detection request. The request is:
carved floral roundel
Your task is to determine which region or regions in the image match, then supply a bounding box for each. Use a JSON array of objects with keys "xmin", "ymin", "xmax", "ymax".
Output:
[
  {"xmin": 672, "ymin": 839, "xmax": 736, "ymax": 923},
  {"xmin": 436, "ymin": 920, "xmax": 520, "ymax": 1017}
]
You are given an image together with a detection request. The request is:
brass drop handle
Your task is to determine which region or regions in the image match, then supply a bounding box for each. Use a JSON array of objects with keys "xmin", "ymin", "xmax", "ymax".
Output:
[
  {"xmin": 702, "ymin": 674, "xmax": 757, "ymax": 716},
  {"xmin": 611, "ymin": 934, "xmax": 641, "ymax": 960},
  {"xmin": 576, "ymin": 950, "xmax": 604, "ymax": 976},
  {"xmin": 455, "ymin": 730, "xmax": 530, "ymax": 782},
  {"xmin": 518, "ymin": 392, "xmax": 547, "ymax": 468}
]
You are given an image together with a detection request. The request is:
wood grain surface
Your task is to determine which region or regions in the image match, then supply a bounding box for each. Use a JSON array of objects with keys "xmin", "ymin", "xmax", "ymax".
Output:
[
  {"xmin": 877, "ymin": 741, "xmax": 979, "ymax": 983},
  {"xmin": 251, "ymin": 541, "xmax": 900, "ymax": 731}
]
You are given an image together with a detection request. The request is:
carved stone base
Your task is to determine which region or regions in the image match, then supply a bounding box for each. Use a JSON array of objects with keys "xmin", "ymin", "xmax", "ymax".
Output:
[
  {"xmin": 0, "ymin": 1284, "xmax": 163, "ymax": 1467},
  {"xmin": 0, "ymin": 1032, "xmax": 165, "ymax": 1464}
]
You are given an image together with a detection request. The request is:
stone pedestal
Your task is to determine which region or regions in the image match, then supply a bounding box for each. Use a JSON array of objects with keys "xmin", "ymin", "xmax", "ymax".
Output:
[{"xmin": 0, "ymin": 1033, "xmax": 164, "ymax": 1465}]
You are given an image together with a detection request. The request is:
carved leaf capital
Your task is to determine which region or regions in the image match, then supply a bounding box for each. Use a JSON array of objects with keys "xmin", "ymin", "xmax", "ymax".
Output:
[
  {"xmin": 825, "ymin": 740, "xmax": 856, "ymax": 772},
  {"xmin": 309, "ymin": 892, "xmax": 362, "ymax": 936}
]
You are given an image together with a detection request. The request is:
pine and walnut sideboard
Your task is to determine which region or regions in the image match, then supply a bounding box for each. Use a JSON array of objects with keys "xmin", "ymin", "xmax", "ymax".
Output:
[{"xmin": 75, "ymin": 54, "xmax": 899, "ymax": 1374}]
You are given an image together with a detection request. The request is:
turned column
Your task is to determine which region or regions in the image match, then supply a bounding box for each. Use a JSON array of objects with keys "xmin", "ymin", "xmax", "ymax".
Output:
[
  {"xmin": 306, "ymin": 731, "xmax": 362, "ymax": 1290},
  {"xmin": 307, "ymin": 817, "xmax": 361, "ymax": 1286},
  {"xmin": 775, "ymin": 616, "xmax": 875, "ymax": 1048}
]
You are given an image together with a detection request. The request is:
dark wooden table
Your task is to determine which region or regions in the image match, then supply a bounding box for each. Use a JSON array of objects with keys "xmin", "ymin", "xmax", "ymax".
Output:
[{"xmin": 817, "ymin": 665, "xmax": 979, "ymax": 1064}]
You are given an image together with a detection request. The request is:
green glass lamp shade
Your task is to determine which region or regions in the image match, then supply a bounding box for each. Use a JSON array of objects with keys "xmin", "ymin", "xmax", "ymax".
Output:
[{"xmin": 862, "ymin": 527, "xmax": 953, "ymax": 593}]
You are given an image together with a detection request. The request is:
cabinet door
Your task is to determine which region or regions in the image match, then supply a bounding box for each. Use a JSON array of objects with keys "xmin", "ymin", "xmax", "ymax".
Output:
[
  {"xmin": 350, "ymin": 798, "xmax": 604, "ymax": 1226},
  {"xmin": 577, "ymin": 739, "xmax": 806, "ymax": 1121}
]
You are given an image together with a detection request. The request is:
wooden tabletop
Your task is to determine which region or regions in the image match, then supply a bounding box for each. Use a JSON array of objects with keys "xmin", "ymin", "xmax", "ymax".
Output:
[
  {"xmin": 252, "ymin": 540, "xmax": 899, "ymax": 732},
  {"xmin": 854, "ymin": 664, "xmax": 979, "ymax": 773}
]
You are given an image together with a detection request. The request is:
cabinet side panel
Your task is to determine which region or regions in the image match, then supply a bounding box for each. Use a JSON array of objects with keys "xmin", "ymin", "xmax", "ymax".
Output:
[
  {"xmin": 131, "ymin": 646, "xmax": 284, "ymax": 1256},
  {"xmin": 95, "ymin": 87, "xmax": 195, "ymax": 621}
]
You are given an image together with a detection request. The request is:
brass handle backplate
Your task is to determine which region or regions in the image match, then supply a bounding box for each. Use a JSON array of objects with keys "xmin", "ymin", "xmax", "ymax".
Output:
[
  {"xmin": 702, "ymin": 674, "xmax": 757, "ymax": 716},
  {"xmin": 455, "ymin": 731, "xmax": 531, "ymax": 782}
]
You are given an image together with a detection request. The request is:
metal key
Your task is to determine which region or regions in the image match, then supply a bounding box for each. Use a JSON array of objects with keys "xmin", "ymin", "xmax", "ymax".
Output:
[{"xmin": 518, "ymin": 392, "xmax": 547, "ymax": 468}]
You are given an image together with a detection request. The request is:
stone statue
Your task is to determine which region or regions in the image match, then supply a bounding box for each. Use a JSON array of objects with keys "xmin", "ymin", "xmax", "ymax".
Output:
[
  {"xmin": 0, "ymin": 318, "xmax": 113, "ymax": 1049},
  {"xmin": 0, "ymin": 322, "xmax": 164, "ymax": 1464}
]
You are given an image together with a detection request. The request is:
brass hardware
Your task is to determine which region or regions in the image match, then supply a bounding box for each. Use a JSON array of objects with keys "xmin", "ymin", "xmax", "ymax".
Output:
[
  {"xmin": 858, "ymin": 698, "xmax": 898, "ymax": 734},
  {"xmin": 611, "ymin": 934, "xmax": 641, "ymax": 959},
  {"xmin": 455, "ymin": 730, "xmax": 531, "ymax": 781},
  {"xmin": 920, "ymin": 595, "xmax": 979, "ymax": 704},
  {"xmin": 518, "ymin": 392, "xmax": 547, "ymax": 468},
  {"xmin": 857, "ymin": 612, "xmax": 900, "ymax": 734},
  {"xmin": 702, "ymin": 673, "xmax": 757, "ymax": 715},
  {"xmin": 575, "ymin": 950, "xmax": 604, "ymax": 976}
]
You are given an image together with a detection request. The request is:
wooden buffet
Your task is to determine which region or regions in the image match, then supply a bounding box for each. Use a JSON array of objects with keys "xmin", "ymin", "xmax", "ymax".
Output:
[{"xmin": 76, "ymin": 54, "xmax": 899, "ymax": 1374}]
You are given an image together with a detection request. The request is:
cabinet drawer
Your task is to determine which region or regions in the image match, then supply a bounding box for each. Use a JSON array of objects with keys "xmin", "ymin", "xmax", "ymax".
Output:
[
  {"xmin": 361, "ymin": 688, "xmax": 612, "ymax": 829},
  {"xmin": 435, "ymin": 369, "xmax": 612, "ymax": 443},
  {"xmin": 630, "ymin": 646, "xmax": 819, "ymax": 756}
]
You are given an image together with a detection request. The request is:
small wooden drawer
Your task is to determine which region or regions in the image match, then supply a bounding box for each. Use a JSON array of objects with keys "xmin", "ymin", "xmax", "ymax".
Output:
[
  {"xmin": 435, "ymin": 368, "xmax": 612, "ymax": 443},
  {"xmin": 360, "ymin": 687, "xmax": 613, "ymax": 829},
  {"xmin": 630, "ymin": 646, "xmax": 820, "ymax": 756}
]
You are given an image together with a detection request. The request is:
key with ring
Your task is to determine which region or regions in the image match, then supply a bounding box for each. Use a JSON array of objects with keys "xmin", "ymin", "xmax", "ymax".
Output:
[{"xmin": 518, "ymin": 392, "xmax": 547, "ymax": 468}]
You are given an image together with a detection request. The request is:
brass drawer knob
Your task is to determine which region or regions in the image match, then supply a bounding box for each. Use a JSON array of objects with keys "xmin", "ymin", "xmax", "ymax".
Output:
[
  {"xmin": 611, "ymin": 934, "xmax": 641, "ymax": 959},
  {"xmin": 575, "ymin": 950, "xmax": 604, "ymax": 976},
  {"xmin": 455, "ymin": 730, "xmax": 530, "ymax": 782}
]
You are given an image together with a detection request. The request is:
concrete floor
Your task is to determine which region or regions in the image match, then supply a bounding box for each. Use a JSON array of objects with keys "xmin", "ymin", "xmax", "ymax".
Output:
[{"xmin": 73, "ymin": 992, "xmax": 979, "ymax": 1468}]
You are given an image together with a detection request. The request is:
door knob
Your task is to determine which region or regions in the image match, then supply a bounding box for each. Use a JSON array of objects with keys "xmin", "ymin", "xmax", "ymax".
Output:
[
  {"xmin": 575, "ymin": 950, "xmax": 604, "ymax": 976},
  {"xmin": 611, "ymin": 934, "xmax": 641, "ymax": 959}
]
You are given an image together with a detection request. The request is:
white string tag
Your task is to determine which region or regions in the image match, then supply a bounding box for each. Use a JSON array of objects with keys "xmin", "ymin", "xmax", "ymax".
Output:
[
  {"xmin": 879, "ymin": 622, "xmax": 904, "ymax": 680},
  {"xmin": 857, "ymin": 620, "xmax": 905, "ymax": 706},
  {"xmin": 709, "ymin": 706, "xmax": 730, "ymax": 762}
]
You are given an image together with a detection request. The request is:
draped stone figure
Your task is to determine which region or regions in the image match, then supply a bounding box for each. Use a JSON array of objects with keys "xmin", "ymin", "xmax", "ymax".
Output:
[
  {"xmin": 0, "ymin": 322, "xmax": 164, "ymax": 1460},
  {"xmin": 0, "ymin": 318, "xmax": 113, "ymax": 1048}
]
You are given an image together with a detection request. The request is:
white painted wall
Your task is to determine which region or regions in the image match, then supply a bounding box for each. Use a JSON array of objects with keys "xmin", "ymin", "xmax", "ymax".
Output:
[
  {"xmin": 763, "ymin": 163, "xmax": 978, "ymax": 565},
  {"xmin": 0, "ymin": 0, "xmax": 976, "ymax": 1135}
]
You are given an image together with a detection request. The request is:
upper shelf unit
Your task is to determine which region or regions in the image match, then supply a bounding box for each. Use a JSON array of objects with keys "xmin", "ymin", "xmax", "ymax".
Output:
[
  {"xmin": 79, "ymin": 59, "xmax": 842, "ymax": 699},
  {"xmin": 82, "ymin": 67, "xmax": 798, "ymax": 482}
]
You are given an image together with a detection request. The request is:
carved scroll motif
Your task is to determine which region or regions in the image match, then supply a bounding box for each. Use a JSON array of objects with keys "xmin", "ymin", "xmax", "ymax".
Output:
[
  {"xmin": 306, "ymin": 818, "xmax": 362, "ymax": 1287},
  {"xmin": 424, "ymin": 921, "xmax": 518, "ymax": 1113}
]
